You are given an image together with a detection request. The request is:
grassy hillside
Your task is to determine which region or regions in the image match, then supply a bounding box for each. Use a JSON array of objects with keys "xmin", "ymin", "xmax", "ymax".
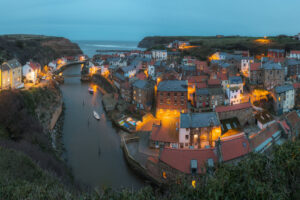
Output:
[
  {"xmin": 0, "ymin": 138, "xmax": 299, "ymax": 199},
  {"xmin": 0, "ymin": 34, "xmax": 82, "ymax": 66},
  {"xmin": 138, "ymin": 35, "xmax": 300, "ymax": 60}
]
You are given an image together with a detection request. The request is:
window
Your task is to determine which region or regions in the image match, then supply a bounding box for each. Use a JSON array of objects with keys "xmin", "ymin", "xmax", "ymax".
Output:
[
  {"xmin": 174, "ymin": 92, "xmax": 177, "ymax": 96},
  {"xmin": 181, "ymin": 92, "xmax": 184, "ymax": 96},
  {"xmin": 185, "ymin": 135, "xmax": 189, "ymax": 140},
  {"xmin": 168, "ymin": 93, "xmax": 170, "ymax": 97}
]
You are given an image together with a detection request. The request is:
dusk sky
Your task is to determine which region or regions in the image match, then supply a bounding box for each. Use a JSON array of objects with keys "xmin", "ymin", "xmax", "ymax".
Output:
[{"xmin": 1, "ymin": 0, "xmax": 300, "ymax": 41}]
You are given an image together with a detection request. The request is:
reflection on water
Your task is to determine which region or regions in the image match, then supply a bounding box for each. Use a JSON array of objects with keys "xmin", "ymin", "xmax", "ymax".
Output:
[{"xmin": 60, "ymin": 64, "xmax": 145, "ymax": 189}]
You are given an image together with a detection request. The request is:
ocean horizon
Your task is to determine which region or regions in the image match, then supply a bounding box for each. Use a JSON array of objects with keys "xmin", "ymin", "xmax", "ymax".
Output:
[{"xmin": 73, "ymin": 40, "xmax": 144, "ymax": 58}]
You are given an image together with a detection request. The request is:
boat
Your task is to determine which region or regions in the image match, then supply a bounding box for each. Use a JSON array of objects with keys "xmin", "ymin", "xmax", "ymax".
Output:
[
  {"xmin": 88, "ymin": 87, "xmax": 94, "ymax": 94},
  {"xmin": 93, "ymin": 111, "xmax": 100, "ymax": 120}
]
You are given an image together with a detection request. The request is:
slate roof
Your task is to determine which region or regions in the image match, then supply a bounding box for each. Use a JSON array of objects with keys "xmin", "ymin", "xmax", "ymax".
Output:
[
  {"xmin": 286, "ymin": 59, "xmax": 300, "ymax": 66},
  {"xmin": 2, "ymin": 59, "xmax": 21, "ymax": 70},
  {"xmin": 269, "ymin": 49, "xmax": 284, "ymax": 53},
  {"xmin": 215, "ymin": 102, "xmax": 252, "ymax": 113},
  {"xmin": 180, "ymin": 112, "xmax": 220, "ymax": 128},
  {"xmin": 275, "ymin": 85, "xmax": 294, "ymax": 94},
  {"xmin": 229, "ymin": 76, "xmax": 242, "ymax": 84},
  {"xmin": 262, "ymin": 62, "xmax": 282, "ymax": 70},
  {"xmin": 196, "ymin": 88, "xmax": 209, "ymax": 95},
  {"xmin": 132, "ymin": 80, "xmax": 152, "ymax": 89},
  {"xmin": 157, "ymin": 80, "xmax": 188, "ymax": 92},
  {"xmin": 160, "ymin": 147, "xmax": 218, "ymax": 174},
  {"xmin": 114, "ymin": 73, "xmax": 125, "ymax": 81}
]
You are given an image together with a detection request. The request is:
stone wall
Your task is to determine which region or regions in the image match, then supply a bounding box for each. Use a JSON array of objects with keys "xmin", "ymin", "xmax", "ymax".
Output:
[
  {"xmin": 49, "ymin": 102, "xmax": 63, "ymax": 130},
  {"xmin": 217, "ymin": 107, "xmax": 254, "ymax": 126}
]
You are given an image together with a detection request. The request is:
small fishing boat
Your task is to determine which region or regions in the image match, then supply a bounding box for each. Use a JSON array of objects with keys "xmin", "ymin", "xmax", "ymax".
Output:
[
  {"xmin": 88, "ymin": 87, "xmax": 94, "ymax": 94},
  {"xmin": 93, "ymin": 111, "xmax": 100, "ymax": 120}
]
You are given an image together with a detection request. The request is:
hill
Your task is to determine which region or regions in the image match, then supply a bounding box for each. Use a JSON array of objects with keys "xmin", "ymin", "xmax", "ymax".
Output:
[
  {"xmin": 138, "ymin": 35, "xmax": 300, "ymax": 60},
  {"xmin": 0, "ymin": 34, "xmax": 82, "ymax": 66}
]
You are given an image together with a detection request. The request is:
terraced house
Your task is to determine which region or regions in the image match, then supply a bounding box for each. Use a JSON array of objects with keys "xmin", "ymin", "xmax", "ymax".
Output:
[{"xmin": 0, "ymin": 59, "xmax": 23, "ymax": 89}]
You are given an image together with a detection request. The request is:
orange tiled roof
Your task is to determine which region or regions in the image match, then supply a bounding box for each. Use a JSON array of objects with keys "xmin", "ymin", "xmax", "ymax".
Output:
[
  {"xmin": 215, "ymin": 102, "xmax": 252, "ymax": 113},
  {"xmin": 150, "ymin": 125, "xmax": 178, "ymax": 143},
  {"xmin": 220, "ymin": 133, "xmax": 251, "ymax": 162},
  {"xmin": 160, "ymin": 147, "xmax": 218, "ymax": 174}
]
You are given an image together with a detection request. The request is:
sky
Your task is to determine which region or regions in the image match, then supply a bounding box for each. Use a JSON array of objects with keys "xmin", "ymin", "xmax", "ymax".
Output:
[{"xmin": 0, "ymin": 0, "xmax": 300, "ymax": 41}]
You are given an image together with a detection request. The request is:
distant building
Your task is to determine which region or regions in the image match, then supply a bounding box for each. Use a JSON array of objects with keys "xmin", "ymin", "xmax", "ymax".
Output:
[
  {"xmin": 286, "ymin": 59, "xmax": 300, "ymax": 78},
  {"xmin": 22, "ymin": 61, "xmax": 41, "ymax": 84},
  {"xmin": 273, "ymin": 85, "xmax": 295, "ymax": 115},
  {"xmin": 152, "ymin": 50, "xmax": 167, "ymax": 60},
  {"xmin": 249, "ymin": 62, "xmax": 262, "ymax": 85},
  {"xmin": 289, "ymin": 50, "xmax": 300, "ymax": 59},
  {"xmin": 179, "ymin": 112, "xmax": 221, "ymax": 149},
  {"xmin": 226, "ymin": 76, "xmax": 243, "ymax": 105},
  {"xmin": 261, "ymin": 62, "xmax": 284, "ymax": 90},
  {"xmin": 240, "ymin": 57, "xmax": 254, "ymax": 77},
  {"xmin": 268, "ymin": 49, "xmax": 285, "ymax": 58}
]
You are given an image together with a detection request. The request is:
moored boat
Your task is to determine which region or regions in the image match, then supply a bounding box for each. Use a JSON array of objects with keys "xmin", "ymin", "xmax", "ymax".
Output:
[
  {"xmin": 88, "ymin": 87, "xmax": 94, "ymax": 94},
  {"xmin": 93, "ymin": 111, "xmax": 100, "ymax": 120}
]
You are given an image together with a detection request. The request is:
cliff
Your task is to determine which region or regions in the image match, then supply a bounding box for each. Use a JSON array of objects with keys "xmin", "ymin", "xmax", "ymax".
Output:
[
  {"xmin": 0, "ymin": 34, "xmax": 82, "ymax": 66},
  {"xmin": 138, "ymin": 36, "xmax": 188, "ymax": 48}
]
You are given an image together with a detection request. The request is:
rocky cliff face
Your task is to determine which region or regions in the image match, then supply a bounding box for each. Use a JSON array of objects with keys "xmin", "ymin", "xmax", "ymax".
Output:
[
  {"xmin": 138, "ymin": 36, "xmax": 186, "ymax": 48},
  {"xmin": 0, "ymin": 34, "xmax": 82, "ymax": 66}
]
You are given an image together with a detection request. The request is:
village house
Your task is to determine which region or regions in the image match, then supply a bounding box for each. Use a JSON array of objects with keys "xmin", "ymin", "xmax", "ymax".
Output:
[
  {"xmin": 117, "ymin": 65, "xmax": 137, "ymax": 78},
  {"xmin": 261, "ymin": 62, "xmax": 284, "ymax": 90},
  {"xmin": 268, "ymin": 49, "xmax": 285, "ymax": 58},
  {"xmin": 156, "ymin": 80, "xmax": 188, "ymax": 116},
  {"xmin": 22, "ymin": 61, "xmax": 41, "ymax": 84},
  {"xmin": 194, "ymin": 87, "xmax": 224, "ymax": 111},
  {"xmin": 0, "ymin": 59, "xmax": 23, "ymax": 89},
  {"xmin": 226, "ymin": 76, "xmax": 243, "ymax": 105},
  {"xmin": 150, "ymin": 124, "xmax": 179, "ymax": 148},
  {"xmin": 255, "ymin": 111, "xmax": 275, "ymax": 129},
  {"xmin": 132, "ymin": 80, "xmax": 154, "ymax": 110},
  {"xmin": 272, "ymin": 84, "xmax": 295, "ymax": 115},
  {"xmin": 289, "ymin": 50, "xmax": 300, "ymax": 59},
  {"xmin": 249, "ymin": 62, "xmax": 262, "ymax": 85},
  {"xmin": 286, "ymin": 59, "xmax": 300, "ymax": 78},
  {"xmin": 152, "ymin": 50, "xmax": 167, "ymax": 60},
  {"xmin": 240, "ymin": 57, "xmax": 254, "ymax": 77},
  {"xmin": 179, "ymin": 112, "xmax": 221, "ymax": 149}
]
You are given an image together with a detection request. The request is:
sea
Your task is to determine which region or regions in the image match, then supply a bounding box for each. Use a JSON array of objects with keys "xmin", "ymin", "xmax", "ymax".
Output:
[{"xmin": 73, "ymin": 40, "xmax": 144, "ymax": 58}]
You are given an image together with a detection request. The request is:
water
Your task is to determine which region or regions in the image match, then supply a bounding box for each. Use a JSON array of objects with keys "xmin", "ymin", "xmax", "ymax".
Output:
[
  {"xmin": 60, "ymin": 64, "xmax": 145, "ymax": 189},
  {"xmin": 74, "ymin": 40, "xmax": 143, "ymax": 58}
]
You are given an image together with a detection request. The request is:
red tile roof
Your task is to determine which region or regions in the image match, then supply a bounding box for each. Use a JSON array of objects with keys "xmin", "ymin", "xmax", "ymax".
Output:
[
  {"xmin": 250, "ymin": 63, "xmax": 261, "ymax": 71},
  {"xmin": 249, "ymin": 122, "xmax": 281, "ymax": 150},
  {"xmin": 136, "ymin": 72, "xmax": 147, "ymax": 80},
  {"xmin": 29, "ymin": 62, "xmax": 41, "ymax": 70},
  {"xmin": 220, "ymin": 133, "xmax": 251, "ymax": 162},
  {"xmin": 218, "ymin": 73, "xmax": 228, "ymax": 81},
  {"xmin": 196, "ymin": 82, "xmax": 207, "ymax": 89},
  {"xmin": 160, "ymin": 147, "xmax": 218, "ymax": 174},
  {"xmin": 207, "ymin": 79, "xmax": 221, "ymax": 86},
  {"xmin": 187, "ymin": 75, "xmax": 208, "ymax": 83},
  {"xmin": 215, "ymin": 102, "xmax": 252, "ymax": 113},
  {"xmin": 290, "ymin": 50, "xmax": 300, "ymax": 54},
  {"xmin": 150, "ymin": 125, "xmax": 178, "ymax": 143},
  {"xmin": 293, "ymin": 83, "xmax": 300, "ymax": 89},
  {"xmin": 285, "ymin": 111, "xmax": 300, "ymax": 130}
]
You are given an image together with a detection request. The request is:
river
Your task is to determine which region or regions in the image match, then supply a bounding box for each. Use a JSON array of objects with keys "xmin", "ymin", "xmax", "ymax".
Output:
[{"xmin": 60, "ymin": 64, "xmax": 145, "ymax": 189}]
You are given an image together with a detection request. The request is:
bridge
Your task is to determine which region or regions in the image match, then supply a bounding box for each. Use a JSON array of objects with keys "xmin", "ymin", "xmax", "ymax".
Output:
[
  {"xmin": 63, "ymin": 74, "xmax": 82, "ymax": 78},
  {"xmin": 53, "ymin": 60, "xmax": 88, "ymax": 75}
]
